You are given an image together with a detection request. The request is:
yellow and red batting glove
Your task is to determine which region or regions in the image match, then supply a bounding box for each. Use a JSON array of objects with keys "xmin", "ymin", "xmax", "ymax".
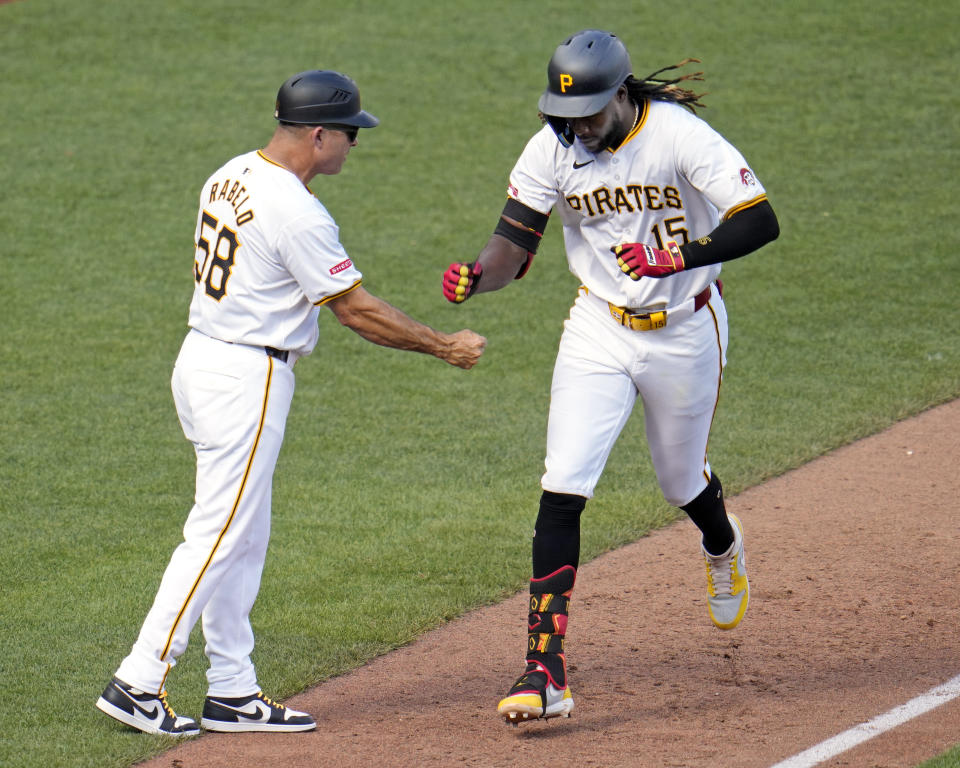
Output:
[
  {"xmin": 442, "ymin": 261, "xmax": 483, "ymax": 303},
  {"xmin": 611, "ymin": 242, "xmax": 685, "ymax": 280}
]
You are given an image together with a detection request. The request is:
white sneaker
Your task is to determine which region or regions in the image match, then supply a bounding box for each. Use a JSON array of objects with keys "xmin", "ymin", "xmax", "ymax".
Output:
[{"xmin": 702, "ymin": 513, "xmax": 749, "ymax": 629}]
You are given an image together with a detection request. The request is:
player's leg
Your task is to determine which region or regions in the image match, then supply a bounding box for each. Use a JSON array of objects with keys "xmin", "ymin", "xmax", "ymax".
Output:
[
  {"xmin": 540, "ymin": 296, "xmax": 639, "ymax": 501},
  {"xmin": 638, "ymin": 295, "xmax": 748, "ymax": 629},
  {"xmin": 499, "ymin": 295, "xmax": 636, "ymax": 724},
  {"xmin": 497, "ymin": 561, "xmax": 577, "ymax": 726},
  {"xmin": 638, "ymin": 292, "xmax": 727, "ymax": 515},
  {"xmin": 100, "ymin": 332, "xmax": 295, "ymax": 734},
  {"xmin": 686, "ymin": 478, "xmax": 748, "ymax": 629}
]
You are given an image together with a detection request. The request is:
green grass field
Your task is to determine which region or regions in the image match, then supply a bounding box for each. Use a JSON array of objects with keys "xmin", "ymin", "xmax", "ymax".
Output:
[{"xmin": 1, "ymin": 1, "xmax": 958, "ymax": 766}]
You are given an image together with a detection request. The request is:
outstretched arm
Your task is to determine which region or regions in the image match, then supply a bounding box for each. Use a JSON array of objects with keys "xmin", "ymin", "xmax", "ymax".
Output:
[{"xmin": 327, "ymin": 286, "xmax": 486, "ymax": 369}]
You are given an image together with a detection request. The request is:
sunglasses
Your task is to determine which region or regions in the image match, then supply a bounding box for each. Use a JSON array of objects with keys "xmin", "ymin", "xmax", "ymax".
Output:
[{"xmin": 321, "ymin": 124, "xmax": 359, "ymax": 142}]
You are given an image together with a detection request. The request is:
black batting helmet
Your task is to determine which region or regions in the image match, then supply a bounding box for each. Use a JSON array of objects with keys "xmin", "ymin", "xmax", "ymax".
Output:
[
  {"xmin": 274, "ymin": 70, "xmax": 379, "ymax": 127},
  {"xmin": 538, "ymin": 30, "xmax": 632, "ymax": 119}
]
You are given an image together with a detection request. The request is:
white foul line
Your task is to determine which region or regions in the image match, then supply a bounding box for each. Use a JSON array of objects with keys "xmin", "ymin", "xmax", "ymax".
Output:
[{"xmin": 768, "ymin": 673, "xmax": 960, "ymax": 768}]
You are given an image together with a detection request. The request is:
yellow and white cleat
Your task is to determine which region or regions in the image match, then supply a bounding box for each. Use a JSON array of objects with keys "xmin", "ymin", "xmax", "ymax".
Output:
[
  {"xmin": 497, "ymin": 667, "xmax": 574, "ymax": 726},
  {"xmin": 703, "ymin": 513, "xmax": 750, "ymax": 630}
]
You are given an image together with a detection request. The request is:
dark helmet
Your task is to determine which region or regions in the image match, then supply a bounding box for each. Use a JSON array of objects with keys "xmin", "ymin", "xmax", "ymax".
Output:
[
  {"xmin": 538, "ymin": 30, "xmax": 632, "ymax": 119},
  {"xmin": 274, "ymin": 70, "xmax": 379, "ymax": 127}
]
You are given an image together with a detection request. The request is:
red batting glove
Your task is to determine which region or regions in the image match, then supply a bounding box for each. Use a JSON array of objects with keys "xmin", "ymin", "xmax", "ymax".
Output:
[
  {"xmin": 611, "ymin": 242, "xmax": 685, "ymax": 280},
  {"xmin": 442, "ymin": 261, "xmax": 483, "ymax": 303}
]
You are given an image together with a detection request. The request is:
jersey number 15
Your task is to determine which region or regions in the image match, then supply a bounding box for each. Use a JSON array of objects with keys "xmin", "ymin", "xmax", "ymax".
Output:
[{"xmin": 194, "ymin": 211, "xmax": 238, "ymax": 301}]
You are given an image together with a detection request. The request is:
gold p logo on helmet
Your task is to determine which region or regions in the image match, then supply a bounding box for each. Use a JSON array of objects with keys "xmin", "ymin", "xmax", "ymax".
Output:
[{"xmin": 559, "ymin": 73, "xmax": 573, "ymax": 93}]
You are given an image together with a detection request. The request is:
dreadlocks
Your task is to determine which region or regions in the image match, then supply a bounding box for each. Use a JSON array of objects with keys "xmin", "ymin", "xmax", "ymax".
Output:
[{"xmin": 625, "ymin": 58, "xmax": 707, "ymax": 113}]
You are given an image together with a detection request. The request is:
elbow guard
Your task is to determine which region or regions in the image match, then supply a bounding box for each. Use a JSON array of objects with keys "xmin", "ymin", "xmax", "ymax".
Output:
[{"xmin": 492, "ymin": 198, "xmax": 550, "ymax": 279}]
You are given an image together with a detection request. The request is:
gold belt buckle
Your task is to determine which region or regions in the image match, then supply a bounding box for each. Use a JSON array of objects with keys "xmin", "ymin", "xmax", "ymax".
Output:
[
  {"xmin": 631, "ymin": 310, "xmax": 667, "ymax": 331},
  {"xmin": 610, "ymin": 302, "xmax": 667, "ymax": 331}
]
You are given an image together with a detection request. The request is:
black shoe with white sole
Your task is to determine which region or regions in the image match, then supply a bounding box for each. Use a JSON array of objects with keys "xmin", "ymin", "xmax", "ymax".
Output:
[
  {"xmin": 200, "ymin": 691, "xmax": 316, "ymax": 732},
  {"xmin": 96, "ymin": 677, "xmax": 200, "ymax": 737}
]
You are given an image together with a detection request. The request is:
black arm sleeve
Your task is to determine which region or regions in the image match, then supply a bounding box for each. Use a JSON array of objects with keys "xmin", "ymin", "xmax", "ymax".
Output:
[
  {"xmin": 678, "ymin": 199, "xmax": 779, "ymax": 269},
  {"xmin": 493, "ymin": 198, "xmax": 550, "ymax": 253},
  {"xmin": 492, "ymin": 198, "xmax": 552, "ymax": 280}
]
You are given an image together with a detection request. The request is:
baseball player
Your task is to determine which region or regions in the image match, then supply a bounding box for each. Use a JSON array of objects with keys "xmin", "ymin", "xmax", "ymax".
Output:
[
  {"xmin": 96, "ymin": 69, "xmax": 486, "ymax": 737},
  {"xmin": 442, "ymin": 30, "xmax": 779, "ymax": 725}
]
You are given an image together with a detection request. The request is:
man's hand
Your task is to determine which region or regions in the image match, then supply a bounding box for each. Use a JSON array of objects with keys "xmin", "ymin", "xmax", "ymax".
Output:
[
  {"xmin": 441, "ymin": 329, "xmax": 487, "ymax": 369},
  {"xmin": 442, "ymin": 261, "xmax": 483, "ymax": 303},
  {"xmin": 611, "ymin": 242, "xmax": 685, "ymax": 280},
  {"xmin": 328, "ymin": 286, "xmax": 486, "ymax": 369}
]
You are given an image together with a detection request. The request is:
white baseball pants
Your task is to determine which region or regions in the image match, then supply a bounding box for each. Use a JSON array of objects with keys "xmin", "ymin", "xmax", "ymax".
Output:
[
  {"xmin": 115, "ymin": 329, "xmax": 295, "ymax": 697},
  {"xmin": 541, "ymin": 286, "xmax": 728, "ymax": 507}
]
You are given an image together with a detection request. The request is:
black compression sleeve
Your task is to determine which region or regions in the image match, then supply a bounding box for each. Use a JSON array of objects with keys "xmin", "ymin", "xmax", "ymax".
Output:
[
  {"xmin": 532, "ymin": 491, "xmax": 586, "ymax": 578},
  {"xmin": 678, "ymin": 199, "xmax": 779, "ymax": 269}
]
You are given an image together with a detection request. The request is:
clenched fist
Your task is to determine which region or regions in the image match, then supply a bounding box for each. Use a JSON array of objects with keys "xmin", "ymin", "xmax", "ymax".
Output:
[
  {"xmin": 611, "ymin": 242, "xmax": 685, "ymax": 280},
  {"xmin": 441, "ymin": 329, "xmax": 487, "ymax": 369},
  {"xmin": 442, "ymin": 261, "xmax": 483, "ymax": 303}
]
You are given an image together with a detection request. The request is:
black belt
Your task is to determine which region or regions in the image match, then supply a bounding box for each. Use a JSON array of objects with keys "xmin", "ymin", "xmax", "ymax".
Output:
[{"xmin": 264, "ymin": 346, "xmax": 289, "ymax": 363}]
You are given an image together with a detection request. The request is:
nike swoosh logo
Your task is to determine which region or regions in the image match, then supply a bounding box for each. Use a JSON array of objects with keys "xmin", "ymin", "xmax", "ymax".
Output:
[
  {"xmin": 214, "ymin": 700, "xmax": 273, "ymax": 721},
  {"xmin": 572, "ymin": 160, "xmax": 594, "ymax": 169},
  {"xmin": 114, "ymin": 685, "xmax": 163, "ymax": 722},
  {"xmin": 133, "ymin": 702, "xmax": 162, "ymax": 721}
]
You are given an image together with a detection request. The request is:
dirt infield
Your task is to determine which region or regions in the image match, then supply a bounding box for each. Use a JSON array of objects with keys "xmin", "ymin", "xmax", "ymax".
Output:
[{"xmin": 142, "ymin": 399, "xmax": 960, "ymax": 768}]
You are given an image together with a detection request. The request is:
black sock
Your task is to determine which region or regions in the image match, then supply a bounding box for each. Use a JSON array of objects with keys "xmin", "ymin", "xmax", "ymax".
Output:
[
  {"xmin": 531, "ymin": 491, "xmax": 586, "ymax": 578},
  {"xmin": 681, "ymin": 474, "xmax": 734, "ymax": 556}
]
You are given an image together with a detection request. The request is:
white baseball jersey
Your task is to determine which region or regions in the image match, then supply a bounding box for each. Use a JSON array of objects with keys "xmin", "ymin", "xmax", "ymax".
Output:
[
  {"xmin": 113, "ymin": 148, "xmax": 366, "ymax": 698},
  {"xmin": 189, "ymin": 149, "xmax": 363, "ymax": 356},
  {"xmin": 508, "ymin": 99, "xmax": 767, "ymax": 310},
  {"xmin": 508, "ymin": 98, "xmax": 769, "ymax": 505}
]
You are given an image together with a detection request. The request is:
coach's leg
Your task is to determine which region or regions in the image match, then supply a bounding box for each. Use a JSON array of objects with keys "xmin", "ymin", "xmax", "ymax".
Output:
[
  {"xmin": 200, "ymin": 513, "xmax": 271, "ymax": 697},
  {"xmin": 201, "ymin": 363, "xmax": 293, "ymax": 698}
]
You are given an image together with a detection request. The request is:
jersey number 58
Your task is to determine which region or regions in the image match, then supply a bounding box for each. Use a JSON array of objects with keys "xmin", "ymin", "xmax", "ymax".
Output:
[{"xmin": 194, "ymin": 211, "xmax": 239, "ymax": 301}]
